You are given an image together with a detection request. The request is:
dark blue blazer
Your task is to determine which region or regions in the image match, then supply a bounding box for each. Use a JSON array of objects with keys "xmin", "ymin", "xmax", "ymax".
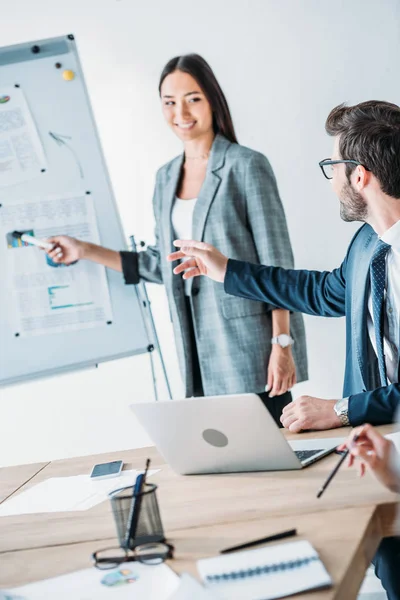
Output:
[{"xmin": 225, "ymin": 223, "xmax": 399, "ymax": 426}]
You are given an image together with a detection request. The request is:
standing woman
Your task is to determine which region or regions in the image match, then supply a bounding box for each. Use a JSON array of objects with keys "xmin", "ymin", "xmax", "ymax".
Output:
[{"xmin": 47, "ymin": 54, "xmax": 307, "ymax": 421}]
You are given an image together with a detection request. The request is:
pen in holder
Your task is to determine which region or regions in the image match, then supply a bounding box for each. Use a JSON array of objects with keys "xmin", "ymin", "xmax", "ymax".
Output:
[{"xmin": 109, "ymin": 482, "xmax": 165, "ymax": 550}]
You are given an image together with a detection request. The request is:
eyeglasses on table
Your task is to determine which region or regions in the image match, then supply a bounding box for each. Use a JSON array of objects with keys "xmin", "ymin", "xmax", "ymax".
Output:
[{"xmin": 92, "ymin": 541, "xmax": 174, "ymax": 570}]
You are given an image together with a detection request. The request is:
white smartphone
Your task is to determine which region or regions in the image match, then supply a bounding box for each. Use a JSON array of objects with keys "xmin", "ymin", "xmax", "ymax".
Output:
[{"xmin": 90, "ymin": 460, "xmax": 124, "ymax": 480}]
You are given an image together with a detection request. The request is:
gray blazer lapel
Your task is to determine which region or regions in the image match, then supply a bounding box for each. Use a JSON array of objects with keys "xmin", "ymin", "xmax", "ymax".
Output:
[
  {"xmin": 161, "ymin": 154, "xmax": 184, "ymax": 258},
  {"xmin": 192, "ymin": 135, "xmax": 230, "ymax": 241},
  {"xmin": 352, "ymin": 230, "xmax": 377, "ymax": 388}
]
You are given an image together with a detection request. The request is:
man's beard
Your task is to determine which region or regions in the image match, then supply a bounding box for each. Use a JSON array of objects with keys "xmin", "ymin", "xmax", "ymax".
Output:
[{"xmin": 339, "ymin": 181, "xmax": 368, "ymax": 222}]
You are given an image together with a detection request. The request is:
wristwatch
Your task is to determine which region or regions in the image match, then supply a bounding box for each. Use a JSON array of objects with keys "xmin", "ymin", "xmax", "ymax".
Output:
[
  {"xmin": 334, "ymin": 397, "xmax": 350, "ymax": 426},
  {"xmin": 271, "ymin": 334, "xmax": 294, "ymax": 348}
]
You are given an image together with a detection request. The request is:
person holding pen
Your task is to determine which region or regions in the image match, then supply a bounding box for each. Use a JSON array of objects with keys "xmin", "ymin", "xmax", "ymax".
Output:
[
  {"xmin": 340, "ymin": 425, "xmax": 400, "ymax": 600},
  {"xmin": 46, "ymin": 53, "xmax": 307, "ymax": 422},
  {"xmin": 340, "ymin": 424, "xmax": 400, "ymax": 491}
]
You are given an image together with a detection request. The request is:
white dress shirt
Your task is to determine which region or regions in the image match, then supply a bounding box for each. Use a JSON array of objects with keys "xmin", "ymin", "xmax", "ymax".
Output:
[
  {"xmin": 171, "ymin": 197, "xmax": 197, "ymax": 296},
  {"xmin": 367, "ymin": 219, "xmax": 400, "ymax": 384}
]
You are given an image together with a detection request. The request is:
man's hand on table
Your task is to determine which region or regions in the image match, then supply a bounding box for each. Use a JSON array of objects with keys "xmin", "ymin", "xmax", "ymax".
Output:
[{"xmin": 280, "ymin": 396, "xmax": 342, "ymax": 432}]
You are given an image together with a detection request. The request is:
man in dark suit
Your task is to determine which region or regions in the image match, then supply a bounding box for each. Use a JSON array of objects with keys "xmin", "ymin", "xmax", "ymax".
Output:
[
  {"xmin": 168, "ymin": 100, "xmax": 400, "ymax": 433},
  {"xmin": 168, "ymin": 99, "xmax": 400, "ymax": 599}
]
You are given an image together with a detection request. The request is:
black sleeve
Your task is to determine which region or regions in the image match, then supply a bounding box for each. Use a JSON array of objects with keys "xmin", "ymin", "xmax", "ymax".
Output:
[{"xmin": 120, "ymin": 251, "xmax": 140, "ymax": 285}]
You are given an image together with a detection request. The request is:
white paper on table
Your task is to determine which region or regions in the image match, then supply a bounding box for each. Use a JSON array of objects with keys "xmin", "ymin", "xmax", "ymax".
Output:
[
  {"xmin": 169, "ymin": 574, "xmax": 218, "ymax": 599},
  {"xmin": 385, "ymin": 431, "xmax": 400, "ymax": 453},
  {"xmin": 0, "ymin": 192, "xmax": 113, "ymax": 337},
  {"xmin": 3, "ymin": 561, "xmax": 179, "ymax": 600},
  {"xmin": 384, "ymin": 431, "xmax": 400, "ymax": 479},
  {"xmin": 0, "ymin": 469, "xmax": 159, "ymax": 516},
  {"xmin": 0, "ymin": 87, "xmax": 47, "ymax": 188}
]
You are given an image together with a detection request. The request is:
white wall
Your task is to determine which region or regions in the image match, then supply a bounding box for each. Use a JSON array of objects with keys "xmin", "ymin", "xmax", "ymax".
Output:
[{"xmin": 1, "ymin": 0, "xmax": 400, "ymax": 466}]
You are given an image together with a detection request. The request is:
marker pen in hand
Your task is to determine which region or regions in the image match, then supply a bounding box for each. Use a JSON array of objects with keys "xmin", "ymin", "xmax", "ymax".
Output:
[
  {"xmin": 12, "ymin": 231, "xmax": 63, "ymax": 257},
  {"xmin": 317, "ymin": 429, "xmax": 363, "ymax": 498}
]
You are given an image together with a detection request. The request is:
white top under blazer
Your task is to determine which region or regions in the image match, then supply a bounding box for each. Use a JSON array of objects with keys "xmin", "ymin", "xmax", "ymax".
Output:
[{"xmin": 171, "ymin": 196, "xmax": 197, "ymax": 296}]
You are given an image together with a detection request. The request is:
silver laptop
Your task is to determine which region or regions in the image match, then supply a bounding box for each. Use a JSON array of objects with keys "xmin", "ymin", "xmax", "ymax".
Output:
[{"xmin": 130, "ymin": 393, "xmax": 339, "ymax": 475}]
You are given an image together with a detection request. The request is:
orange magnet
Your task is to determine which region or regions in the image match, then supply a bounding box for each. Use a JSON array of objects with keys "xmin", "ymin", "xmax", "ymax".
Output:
[{"xmin": 62, "ymin": 69, "xmax": 75, "ymax": 81}]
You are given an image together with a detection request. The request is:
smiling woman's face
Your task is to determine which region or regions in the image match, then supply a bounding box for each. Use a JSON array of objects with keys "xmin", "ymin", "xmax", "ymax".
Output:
[{"xmin": 160, "ymin": 70, "xmax": 213, "ymax": 142}]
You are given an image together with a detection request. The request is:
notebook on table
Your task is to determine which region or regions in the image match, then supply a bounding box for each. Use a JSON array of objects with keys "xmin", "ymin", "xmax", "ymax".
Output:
[
  {"xmin": 197, "ymin": 540, "xmax": 332, "ymax": 600},
  {"xmin": 169, "ymin": 574, "xmax": 218, "ymax": 599}
]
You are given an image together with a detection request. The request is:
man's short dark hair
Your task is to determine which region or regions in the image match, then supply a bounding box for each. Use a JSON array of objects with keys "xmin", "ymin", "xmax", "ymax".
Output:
[{"xmin": 325, "ymin": 100, "xmax": 400, "ymax": 198}]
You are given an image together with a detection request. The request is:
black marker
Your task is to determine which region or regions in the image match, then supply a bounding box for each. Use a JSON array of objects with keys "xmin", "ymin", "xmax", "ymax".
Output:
[
  {"xmin": 317, "ymin": 431, "xmax": 362, "ymax": 498},
  {"xmin": 220, "ymin": 528, "xmax": 297, "ymax": 554}
]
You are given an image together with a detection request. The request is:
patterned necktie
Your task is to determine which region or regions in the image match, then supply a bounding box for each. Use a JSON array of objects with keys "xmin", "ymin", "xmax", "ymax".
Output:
[{"xmin": 370, "ymin": 239, "xmax": 391, "ymax": 386}]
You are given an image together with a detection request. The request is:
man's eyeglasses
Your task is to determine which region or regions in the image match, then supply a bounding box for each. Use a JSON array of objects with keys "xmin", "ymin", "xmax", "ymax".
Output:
[
  {"xmin": 318, "ymin": 158, "xmax": 368, "ymax": 180},
  {"xmin": 92, "ymin": 542, "xmax": 174, "ymax": 570}
]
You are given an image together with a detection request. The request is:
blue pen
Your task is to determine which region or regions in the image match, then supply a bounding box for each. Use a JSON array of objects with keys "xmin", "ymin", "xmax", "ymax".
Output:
[{"xmin": 124, "ymin": 459, "xmax": 150, "ymax": 548}]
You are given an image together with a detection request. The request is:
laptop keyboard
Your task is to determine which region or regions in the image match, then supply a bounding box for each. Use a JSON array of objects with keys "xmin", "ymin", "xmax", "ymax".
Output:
[{"xmin": 294, "ymin": 449, "xmax": 324, "ymax": 463}]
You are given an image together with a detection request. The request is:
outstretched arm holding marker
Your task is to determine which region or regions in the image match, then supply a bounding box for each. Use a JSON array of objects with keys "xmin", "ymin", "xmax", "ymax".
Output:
[
  {"xmin": 12, "ymin": 230, "xmax": 64, "ymax": 259},
  {"xmin": 45, "ymin": 235, "xmax": 123, "ymax": 271}
]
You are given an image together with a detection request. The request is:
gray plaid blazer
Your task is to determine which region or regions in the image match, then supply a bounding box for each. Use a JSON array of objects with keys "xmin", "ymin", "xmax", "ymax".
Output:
[{"xmin": 121, "ymin": 134, "xmax": 308, "ymax": 396}]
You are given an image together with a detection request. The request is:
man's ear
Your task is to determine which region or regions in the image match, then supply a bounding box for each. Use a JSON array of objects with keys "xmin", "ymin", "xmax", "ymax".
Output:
[{"xmin": 354, "ymin": 165, "xmax": 370, "ymax": 191}]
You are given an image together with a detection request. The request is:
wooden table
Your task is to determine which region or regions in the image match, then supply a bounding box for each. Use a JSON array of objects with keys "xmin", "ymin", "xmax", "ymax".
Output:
[
  {"xmin": 0, "ymin": 426, "xmax": 399, "ymax": 599},
  {"xmin": 0, "ymin": 461, "xmax": 49, "ymax": 504}
]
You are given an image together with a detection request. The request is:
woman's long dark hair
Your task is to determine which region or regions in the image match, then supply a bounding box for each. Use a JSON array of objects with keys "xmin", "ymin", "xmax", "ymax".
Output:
[{"xmin": 159, "ymin": 54, "xmax": 238, "ymax": 144}]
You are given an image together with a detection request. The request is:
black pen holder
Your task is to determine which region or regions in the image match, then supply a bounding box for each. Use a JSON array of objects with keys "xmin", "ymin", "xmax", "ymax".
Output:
[{"xmin": 109, "ymin": 483, "xmax": 165, "ymax": 549}]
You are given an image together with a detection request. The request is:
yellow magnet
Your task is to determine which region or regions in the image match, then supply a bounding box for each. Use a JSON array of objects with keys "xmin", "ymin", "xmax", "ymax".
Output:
[{"xmin": 62, "ymin": 69, "xmax": 75, "ymax": 81}]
